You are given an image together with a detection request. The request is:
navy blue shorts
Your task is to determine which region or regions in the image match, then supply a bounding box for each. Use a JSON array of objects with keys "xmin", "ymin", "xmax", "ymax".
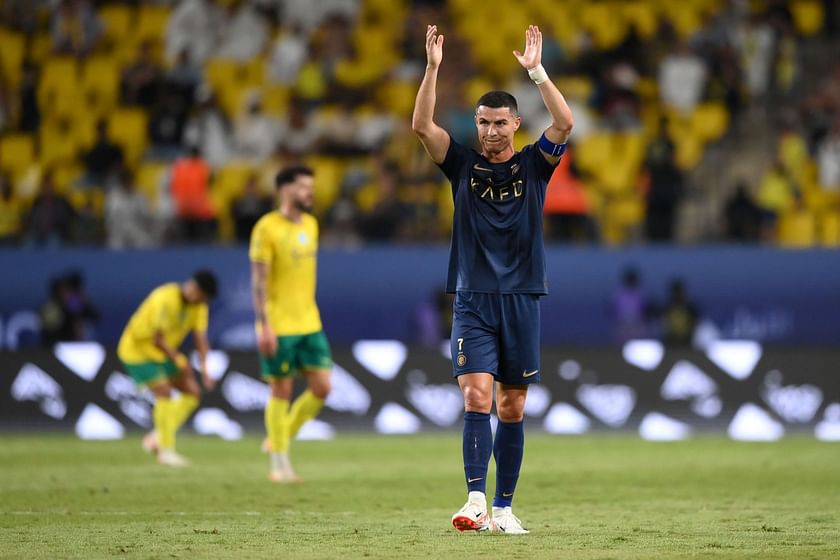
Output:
[{"xmin": 450, "ymin": 291, "xmax": 541, "ymax": 385}]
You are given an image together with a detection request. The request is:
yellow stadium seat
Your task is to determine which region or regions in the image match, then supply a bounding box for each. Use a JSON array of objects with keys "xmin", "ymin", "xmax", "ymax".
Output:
[
  {"xmin": 212, "ymin": 165, "xmax": 252, "ymax": 203},
  {"xmin": 82, "ymin": 56, "xmax": 121, "ymax": 116},
  {"xmin": 108, "ymin": 109, "xmax": 148, "ymax": 167},
  {"xmin": 778, "ymin": 209, "xmax": 816, "ymax": 248},
  {"xmin": 38, "ymin": 119, "xmax": 80, "ymax": 168},
  {"xmin": 574, "ymin": 133, "xmax": 611, "ymax": 174},
  {"xmin": 0, "ymin": 134, "xmax": 35, "ymax": 180},
  {"xmin": 601, "ymin": 195, "xmax": 644, "ymax": 245},
  {"xmin": 50, "ymin": 163, "xmax": 84, "ymax": 193},
  {"xmin": 211, "ymin": 165, "xmax": 253, "ymax": 241},
  {"xmin": 819, "ymin": 212, "xmax": 840, "ymax": 247},
  {"xmin": 621, "ymin": 1, "xmax": 658, "ymax": 39},
  {"xmin": 791, "ymin": 0, "xmax": 824, "ymax": 36},
  {"xmin": 375, "ymin": 81, "xmax": 416, "ymax": 117},
  {"xmin": 69, "ymin": 187, "xmax": 105, "ymax": 217},
  {"xmin": 691, "ymin": 102, "xmax": 729, "ymax": 142},
  {"xmin": 205, "ymin": 58, "xmax": 264, "ymax": 117},
  {"xmin": 304, "ymin": 156, "xmax": 344, "ymax": 215},
  {"xmin": 134, "ymin": 5, "xmax": 171, "ymax": 45},
  {"xmin": 37, "ymin": 57, "xmax": 81, "ymax": 118},
  {"xmin": 0, "ymin": 27, "xmax": 25, "ymax": 87},
  {"xmin": 98, "ymin": 5, "xmax": 133, "ymax": 45},
  {"xmin": 27, "ymin": 32, "xmax": 53, "ymax": 66},
  {"xmin": 674, "ymin": 135, "xmax": 704, "ymax": 170},
  {"xmin": 579, "ymin": 2, "xmax": 628, "ymax": 50},
  {"xmin": 136, "ymin": 162, "xmax": 169, "ymax": 208},
  {"xmin": 261, "ymin": 84, "xmax": 290, "ymax": 117}
]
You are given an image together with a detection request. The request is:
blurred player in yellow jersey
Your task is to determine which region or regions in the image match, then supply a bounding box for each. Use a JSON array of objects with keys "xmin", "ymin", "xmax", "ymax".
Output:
[
  {"xmin": 117, "ymin": 270, "xmax": 218, "ymax": 467},
  {"xmin": 250, "ymin": 165, "xmax": 332, "ymax": 483}
]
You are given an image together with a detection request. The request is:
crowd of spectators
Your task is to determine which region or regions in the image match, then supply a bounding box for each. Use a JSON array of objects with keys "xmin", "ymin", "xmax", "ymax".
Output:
[{"xmin": 0, "ymin": 0, "xmax": 836, "ymax": 249}]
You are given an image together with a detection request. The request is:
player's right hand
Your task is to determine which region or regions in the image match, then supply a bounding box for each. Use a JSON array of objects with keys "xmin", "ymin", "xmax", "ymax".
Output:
[
  {"xmin": 425, "ymin": 24, "xmax": 443, "ymax": 68},
  {"xmin": 257, "ymin": 323, "xmax": 277, "ymax": 356}
]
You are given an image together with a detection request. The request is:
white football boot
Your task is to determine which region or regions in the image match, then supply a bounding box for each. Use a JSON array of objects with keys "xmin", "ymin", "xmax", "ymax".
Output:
[
  {"xmin": 451, "ymin": 491, "xmax": 490, "ymax": 533},
  {"xmin": 490, "ymin": 506, "xmax": 530, "ymax": 534},
  {"xmin": 157, "ymin": 449, "xmax": 190, "ymax": 468},
  {"xmin": 268, "ymin": 468, "xmax": 304, "ymax": 484}
]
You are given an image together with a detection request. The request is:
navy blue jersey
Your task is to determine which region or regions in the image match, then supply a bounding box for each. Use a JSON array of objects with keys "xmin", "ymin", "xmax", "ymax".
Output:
[{"xmin": 437, "ymin": 137, "xmax": 559, "ymax": 294}]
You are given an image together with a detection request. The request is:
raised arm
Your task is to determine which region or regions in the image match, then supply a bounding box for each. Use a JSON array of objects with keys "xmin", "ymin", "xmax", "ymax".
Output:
[
  {"xmin": 411, "ymin": 24, "xmax": 450, "ymax": 164},
  {"xmin": 513, "ymin": 25, "xmax": 574, "ymax": 164}
]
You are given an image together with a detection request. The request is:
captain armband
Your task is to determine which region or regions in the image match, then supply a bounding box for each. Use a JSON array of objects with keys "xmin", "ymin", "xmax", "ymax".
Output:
[{"xmin": 537, "ymin": 133, "xmax": 567, "ymax": 157}]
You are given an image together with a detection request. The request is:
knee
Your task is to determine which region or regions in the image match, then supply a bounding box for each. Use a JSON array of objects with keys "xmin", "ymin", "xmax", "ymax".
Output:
[
  {"xmin": 270, "ymin": 381, "xmax": 291, "ymax": 400},
  {"xmin": 310, "ymin": 378, "xmax": 330, "ymax": 400},
  {"xmin": 496, "ymin": 405, "xmax": 524, "ymax": 423},
  {"xmin": 496, "ymin": 396, "xmax": 526, "ymax": 423},
  {"xmin": 462, "ymin": 385, "xmax": 492, "ymax": 413}
]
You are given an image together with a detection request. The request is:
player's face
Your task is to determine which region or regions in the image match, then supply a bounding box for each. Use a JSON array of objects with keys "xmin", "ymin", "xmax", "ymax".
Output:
[
  {"xmin": 475, "ymin": 106, "xmax": 521, "ymax": 157},
  {"xmin": 291, "ymin": 174, "xmax": 315, "ymax": 212},
  {"xmin": 183, "ymin": 280, "xmax": 209, "ymax": 304}
]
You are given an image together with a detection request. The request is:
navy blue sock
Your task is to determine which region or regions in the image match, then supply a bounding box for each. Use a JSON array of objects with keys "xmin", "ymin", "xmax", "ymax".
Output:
[
  {"xmin": 493, "ymin": 420, "xmax": 524, "ymax": 508},
  {"xmin": 462, "ymin": 411, "xmax": 492, "ymax": 493}
]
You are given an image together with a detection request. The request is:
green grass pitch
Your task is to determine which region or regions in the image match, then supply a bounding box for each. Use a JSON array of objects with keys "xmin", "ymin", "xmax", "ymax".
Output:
[{"xmin": 1, "ymin": 434, "xmax": 838, "ymax": 559}]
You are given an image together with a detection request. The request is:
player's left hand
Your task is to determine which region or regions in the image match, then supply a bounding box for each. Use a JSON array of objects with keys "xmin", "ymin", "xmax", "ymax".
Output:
[{"xmin": 513, "ymin": 25, "xmax": 542, "ymax": 70}]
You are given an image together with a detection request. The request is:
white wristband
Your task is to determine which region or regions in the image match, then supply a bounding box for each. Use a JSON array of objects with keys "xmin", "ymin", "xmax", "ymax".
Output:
[{"xmin": 528, "ymin": 64, "xmax": 549, "ymax": 85}]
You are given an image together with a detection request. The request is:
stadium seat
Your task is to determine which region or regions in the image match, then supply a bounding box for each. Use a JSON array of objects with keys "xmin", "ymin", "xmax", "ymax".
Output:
[
  {"xmin": 51, "ymin": 162, "xmax": 84, "ymax": 193},
  {"xmin": 376, "ymin": 81, "xmax": 416, "ymax": 118},
  {"xmin": 790, "ymin": 0, "xmax": 824, "ymax": 36},
  {"xmin": 601, "ymin": 195, "xmax": 644, "ymax": 245},
  {"xmin": 134, "ymin": 5, "xmax": 171, "ymax": 46},
  {"xmin": 691, "ymin": 102, "xmax": 729, "ymax": 143},
  {"xmin": 81, "ymin": 56, "xmax": 121, "ymax": 116},
  {"xmin": 778, "ymin": 209, "xmax": 816, "ymax": 248},
  {"xmin": 108, "ymin": 109, "xmax": 148, "ymax": 167},
  {"xmin": 579, "ymin": 2, "xmax": 628, "ymax": 50},
  {"xmin": 25, "ymin": 32, "xmax": 53, "ymax": 68},
  {"xmin": 210, "ymin": 165, "xmax": 252, "ymax": 241},
  {"xmin": 206, "ymin": 58, "xmax": 265, "ymax": 117},
  {"xmin": 37, "ymin": 57, "xmax": 81, "ymax": 118},
  {"xmin": 136, "ymin": 162, "xmax": 169, "ymax": 209},
  {"xmin": 0, "ymin": 27, "xmax": 25, "ymax": 88},
  {"xmin": 819, "ymin": 212, "xmax": 840, "ymax": 247},
  {"xmin": 38, "ymin": 119, "xmax": 80, "ymax": 169},
  {"xmin": 0, "ymin": 134, "xmax": 35, "ymax": 181},
  {"xmin": 98, "ymin": 5, "xmax": 133, "ymax": 47},
  {"xmin": 304, "ymin": 156, "xmax": 344, "ymax": 215},
  {"xmin": 621, "ymin": 1, "xmax": 659, "ymax": 39},
  {"xmin": 574, "ymin": 133, "xmax": 611, "ymax": 175}
]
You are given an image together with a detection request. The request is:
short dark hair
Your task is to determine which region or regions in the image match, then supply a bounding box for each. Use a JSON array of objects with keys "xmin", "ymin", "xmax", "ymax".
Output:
[
  {"xmin": 476, "ymin": 91, "xmax": 519, "ymax": 115},
  {"xmin": 275, "ymin": 165, "xmax": 314, "ymax": 189},
  {"xmin": 192, "ymin": 269, "xmax": 218, "ymax": 300}
]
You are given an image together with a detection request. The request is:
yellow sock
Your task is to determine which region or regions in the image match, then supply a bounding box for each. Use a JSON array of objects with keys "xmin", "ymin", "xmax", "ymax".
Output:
[
  {"xmin": 289, "ymin": 390, "xmax": 325, "ymax": 439},
  {"xmin": 154, "ymin": 397, "xmax": 175, "ymax": 450},
  {"xmin": 171, "ymin": 393, "xmax": 199, "ymax": 432},
  {"xmin": 265, "ymin": 398, "xmax": 290, "ymax": 454}
]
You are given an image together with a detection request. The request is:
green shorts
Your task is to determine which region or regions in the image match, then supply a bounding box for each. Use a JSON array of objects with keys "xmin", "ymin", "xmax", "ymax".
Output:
[
  {"xmin": 122, "ymin": 360, "xmax": 179, "ymax": 386},
  {"xmin": 260, "ymin": 330, "xmax": 332, "ymax": 378}
]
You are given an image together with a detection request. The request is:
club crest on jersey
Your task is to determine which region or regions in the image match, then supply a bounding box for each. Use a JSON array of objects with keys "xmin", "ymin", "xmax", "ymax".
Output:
[
  {"xmin": 457, "ymin": 353, "xmax": 467, "ymax": 367},
  {"xmin": 298, "ymin": 232, "xmax": 308, "ymax": 244}
]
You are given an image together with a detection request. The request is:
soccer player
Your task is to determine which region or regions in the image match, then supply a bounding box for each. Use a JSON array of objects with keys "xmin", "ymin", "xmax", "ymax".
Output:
[
  {"xmin": 250, "ymin": 165, "xmax": 332, "ymax": 483},
  {"xmin": 117, "ymin": 270, "xmax": 218, "ymax": 467},
  {"xmin": 412, "ymin": 25, "xmax": 573, "ymax": 533}
]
